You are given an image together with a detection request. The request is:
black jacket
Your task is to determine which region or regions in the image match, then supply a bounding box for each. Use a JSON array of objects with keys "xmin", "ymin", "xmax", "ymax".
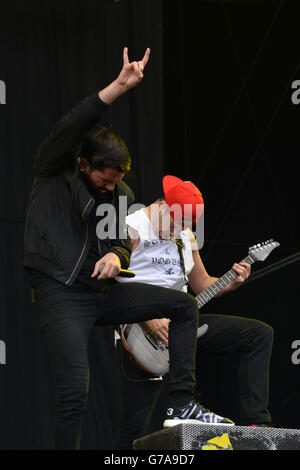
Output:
[{"xmin": 24, "ymin": 92, "xmax": 134, "ymax": 286}]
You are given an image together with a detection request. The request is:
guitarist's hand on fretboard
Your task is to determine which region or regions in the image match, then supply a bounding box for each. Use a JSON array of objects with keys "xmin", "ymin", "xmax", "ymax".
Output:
[{"xmin": 229, "ymin": 262, "xmax": 251, "ymax": 290}]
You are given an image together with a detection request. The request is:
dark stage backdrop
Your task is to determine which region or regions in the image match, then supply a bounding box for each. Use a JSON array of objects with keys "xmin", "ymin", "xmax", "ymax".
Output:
[
  {"xmin": 162, "ymin": 0, "xmax": 300, "ymax": 430},
  {"xmin": 0, "ymin": 0, "xmax": 300, "ymax": 451}
]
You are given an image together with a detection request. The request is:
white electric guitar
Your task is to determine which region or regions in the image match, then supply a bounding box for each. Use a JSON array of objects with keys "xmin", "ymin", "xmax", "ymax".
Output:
[{"xmin": 120, "ymin": 240, "xmax": 279, "ymax": 376}]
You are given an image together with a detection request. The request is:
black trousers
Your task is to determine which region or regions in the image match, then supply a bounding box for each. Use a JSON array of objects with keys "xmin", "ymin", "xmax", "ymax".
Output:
[
  {"xmin": 32, "ymin": 280, "xmax": 199, "ymax": 450},
  {"xmin": 115, "ymin": 313, "xmax": 274, "ymax": 450}
]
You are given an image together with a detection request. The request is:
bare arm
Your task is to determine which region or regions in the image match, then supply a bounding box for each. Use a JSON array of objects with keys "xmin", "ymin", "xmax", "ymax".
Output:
[{"xmin": 187, "ymin": 231, "xmax": 251, "ymax": 296}]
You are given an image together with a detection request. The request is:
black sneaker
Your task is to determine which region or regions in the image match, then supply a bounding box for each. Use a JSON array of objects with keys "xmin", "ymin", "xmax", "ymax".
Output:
[{"xmin": 163, "ymin": 399, "xmax": 235, "ymax": 427}]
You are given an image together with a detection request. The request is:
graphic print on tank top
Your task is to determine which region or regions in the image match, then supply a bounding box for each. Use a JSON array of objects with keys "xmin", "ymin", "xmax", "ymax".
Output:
[{"xmin": 116, "ymin": 208, "xmax": 194, "ymax": 291}]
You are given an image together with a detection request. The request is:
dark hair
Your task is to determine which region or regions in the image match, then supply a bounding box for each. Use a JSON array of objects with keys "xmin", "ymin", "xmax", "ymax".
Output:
[{"xmin": 81, "ymin": 125, "xmax": 131, "ymax": 173}]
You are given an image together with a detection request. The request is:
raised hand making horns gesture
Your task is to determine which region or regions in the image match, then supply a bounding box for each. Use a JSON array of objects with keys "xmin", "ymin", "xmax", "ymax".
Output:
[
  {"xmin": 99, "ymin": 47, "xmax": 151, "ymax": 104},
  {"xmin": 118, "ymin": 47, "xmax": 150, "ymax": 90}
]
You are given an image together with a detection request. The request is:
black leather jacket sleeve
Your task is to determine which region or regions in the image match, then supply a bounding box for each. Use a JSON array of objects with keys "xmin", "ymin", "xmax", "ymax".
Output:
[{"xmin": 34, "ymin": 92, "xmax": 108, "ymax": 177}]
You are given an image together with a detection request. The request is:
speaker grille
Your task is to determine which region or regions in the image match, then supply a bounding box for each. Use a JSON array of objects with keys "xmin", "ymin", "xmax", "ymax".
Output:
[{"xmin": 134, "ymin": 424, "xmax": 300, "ymax": 450}]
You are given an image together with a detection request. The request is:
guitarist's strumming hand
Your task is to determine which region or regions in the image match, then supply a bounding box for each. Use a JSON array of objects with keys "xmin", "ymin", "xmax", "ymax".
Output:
[{"xmin": 144, "ymin": 318, "xmax": 170, "ymax": 345}]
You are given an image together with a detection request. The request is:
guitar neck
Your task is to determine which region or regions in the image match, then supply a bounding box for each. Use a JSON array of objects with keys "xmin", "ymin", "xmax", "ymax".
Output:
[{"xmin": 195, "ymin": 254, "xmax": 255, "ymax": 309}]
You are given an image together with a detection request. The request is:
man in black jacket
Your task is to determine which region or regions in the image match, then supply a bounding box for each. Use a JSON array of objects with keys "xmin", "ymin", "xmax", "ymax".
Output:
[{"xmin": 24, "ymin": 48, "xmax": 232, "ymax": 450}]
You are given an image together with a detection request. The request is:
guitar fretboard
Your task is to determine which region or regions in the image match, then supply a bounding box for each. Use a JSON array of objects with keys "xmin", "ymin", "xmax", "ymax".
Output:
[{"xmin": 195, "ymin": 255, "xmax": 254, "ymax": 309}]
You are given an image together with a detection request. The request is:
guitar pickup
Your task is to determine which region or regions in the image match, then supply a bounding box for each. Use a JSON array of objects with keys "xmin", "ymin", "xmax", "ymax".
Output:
[{"xmin": 145, "ymin": 331, "xmax": 165, "ymax": 350}]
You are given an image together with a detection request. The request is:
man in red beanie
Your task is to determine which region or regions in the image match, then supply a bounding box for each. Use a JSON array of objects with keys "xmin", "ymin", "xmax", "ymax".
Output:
[
  {"xmin": 162, "ymin": 174, "xmax": 204, "ymax": 225},
  {"xmin": 114, "ymin": 175, "xmax": 273, "ymax": 449}
]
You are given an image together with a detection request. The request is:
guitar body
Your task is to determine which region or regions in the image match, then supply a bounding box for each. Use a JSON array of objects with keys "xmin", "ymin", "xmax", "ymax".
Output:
[
  {"xmin": 122, "ymin": 323, "xmax": 170, "ymax": 376},
  {"xmin": 121, "ymin": 322, "xmax": 209, "ymax": 376}
]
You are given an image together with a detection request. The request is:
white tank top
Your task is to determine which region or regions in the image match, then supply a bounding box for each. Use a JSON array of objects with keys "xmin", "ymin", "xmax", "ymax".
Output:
[{"xmin": 116, "ymin": 208, "xmax": 194, "ymax": 292}]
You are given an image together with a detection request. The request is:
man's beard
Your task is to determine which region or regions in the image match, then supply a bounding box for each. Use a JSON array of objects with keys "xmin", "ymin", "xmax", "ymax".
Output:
[{"xmin": 81, "ymin": 172, "xmax": 107, "ymax": 195}]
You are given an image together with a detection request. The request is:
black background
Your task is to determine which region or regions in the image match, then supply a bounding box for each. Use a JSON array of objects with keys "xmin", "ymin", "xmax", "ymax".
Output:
[{"xmin": 0, "ymin": 0, "xmax": 299, "ymax": 449}]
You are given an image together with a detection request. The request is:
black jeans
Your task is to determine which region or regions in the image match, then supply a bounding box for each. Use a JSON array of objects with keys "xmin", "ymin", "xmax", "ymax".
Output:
[
  {"xmin": 33, "ymin": 280, "xmax": 199, "ymax": 449},
  {"xmin": 115, "ymin": 313, "xmax": 274, "ymax": 450}
]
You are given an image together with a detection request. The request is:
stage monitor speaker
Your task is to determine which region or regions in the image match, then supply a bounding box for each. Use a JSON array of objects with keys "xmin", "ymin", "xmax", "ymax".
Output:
[{"xmin": 133, "ymin": 424, "xmax": 300, "ymax": 450}]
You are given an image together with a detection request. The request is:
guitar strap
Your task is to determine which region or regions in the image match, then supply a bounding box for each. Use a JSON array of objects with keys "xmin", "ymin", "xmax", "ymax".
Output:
[{"xmin": 176, "ymin": 237, "xmax": 189, "ymax": 285}]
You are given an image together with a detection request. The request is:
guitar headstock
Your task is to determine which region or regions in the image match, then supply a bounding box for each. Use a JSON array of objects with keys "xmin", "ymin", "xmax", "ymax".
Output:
[{"xmin": 248, "ymin": 239, "xmax": 280, "ymax": 261}]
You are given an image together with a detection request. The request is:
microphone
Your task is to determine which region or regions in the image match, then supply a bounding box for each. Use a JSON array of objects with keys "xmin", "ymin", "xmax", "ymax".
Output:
[{"xmin": 98, "ymin": 264, "xmax": 136, "ymax": 278}]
